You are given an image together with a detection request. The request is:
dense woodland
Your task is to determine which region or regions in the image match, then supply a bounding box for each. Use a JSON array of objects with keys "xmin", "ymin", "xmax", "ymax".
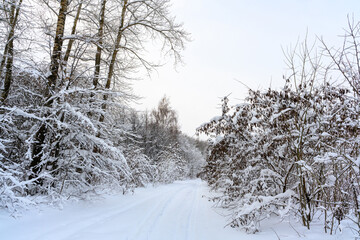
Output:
[
  {"xmin": 198, "ymin": 22, "xmax": 360, "ymax": 234},
  {"xmin": 2, "ymin": 0, "xmax": 360, "ymax": 237},
  {"xmin": 0, "ymin": 0, "xmax": 206, "ymax": 213}
]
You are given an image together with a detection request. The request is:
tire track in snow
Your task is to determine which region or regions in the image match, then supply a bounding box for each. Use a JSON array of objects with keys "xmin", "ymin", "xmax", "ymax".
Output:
[
  {"xmin": 128, "ymin": 185, "xmax": 192, "ymax": 240},
  {"xmin": 32, "ymin": 186, "xmax": 178, "ymax": 240},
  {"xmin": 65, "ymin": 186, "xmax": 185, "ymax": 240},
  {"xmin": 144, "ymin": 181, "xmax": 200, "ymax": 240},
  {"xmin": 185, "ymin": 181, "xmax": 200, "ymax": 240}
]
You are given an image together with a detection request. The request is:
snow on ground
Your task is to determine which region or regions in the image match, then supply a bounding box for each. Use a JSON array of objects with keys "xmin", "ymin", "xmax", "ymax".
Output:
[{"xmin": 0, "ymin": 179, "xmax": 357, "ymax": 240}]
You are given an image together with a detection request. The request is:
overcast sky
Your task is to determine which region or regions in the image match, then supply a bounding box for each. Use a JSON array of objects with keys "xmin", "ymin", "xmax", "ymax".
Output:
[{"xmin": 131, "ymin": 0, "xmax": 360, "ymax": 137}]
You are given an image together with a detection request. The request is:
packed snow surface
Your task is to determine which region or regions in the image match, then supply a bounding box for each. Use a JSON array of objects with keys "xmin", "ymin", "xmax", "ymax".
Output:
[{"xmin": 0, "ymin": 179, "xmax": 355, "ymax": 240}]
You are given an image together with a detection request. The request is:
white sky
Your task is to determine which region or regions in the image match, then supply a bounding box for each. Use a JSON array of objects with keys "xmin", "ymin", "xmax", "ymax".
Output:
[{"xmin": 131, "ymin": 0, "xmax": 360, "ymax": 137}]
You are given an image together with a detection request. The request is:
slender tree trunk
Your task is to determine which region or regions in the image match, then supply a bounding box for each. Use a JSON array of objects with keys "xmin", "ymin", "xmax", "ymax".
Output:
[
  {"xmin": 29, "ymin": 124, "xmax": 47, "ymax": 180},
  {"xmin": 1, "ymin": 0, "xmax": 23, "ymax": 103},
  {"xmin": 2, "ymin": 36, "xmax": 14, "ymax": 102},
  {"xmin": 63, "ymin": 1, "xmax": 83, "ymax": 64},
  {"xmin": 105, "ymin": 0, "xmax": 127, "ymax": 90},
  {"xmin": 0, "ymin": 1, "xmax": 15, "ymax": 78},
  {"xmin": 0, "ymin": 44, "xmax": 9, "ymax": 79},
  {"xmin": 282, "ymin": 162, "xmax": 294, "ymax": 193},
  {"xmin": 98, "ymin": 0, "xmax": 127, "ymax": 123},
  {"xmin": 93, "ymin": 0, "xmax": 107, "ymax": 89},
  {"xmin": 46, "ymin": 0, "xmax": 68, "ymax": 98},
  {"xmin": 90, "ymin": 0, "xmax": 107, "ymax": 126}
]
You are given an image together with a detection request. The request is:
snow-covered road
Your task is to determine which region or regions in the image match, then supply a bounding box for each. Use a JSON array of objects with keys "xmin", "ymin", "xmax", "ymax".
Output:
[
  {"xmin": 0, "ymin": 180, "xmax": 239, "ymax": 240},
  {"xmin": 0, "ymin": 179, "xmax": 354, "ymax": 240}
]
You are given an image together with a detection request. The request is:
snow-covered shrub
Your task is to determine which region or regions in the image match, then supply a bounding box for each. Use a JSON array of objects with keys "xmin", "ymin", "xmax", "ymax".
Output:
[
  {"xmin": 23, "ymin": 88, "xmax": 136, "ymax": 195},
  {"xmin": 198, "ymin": 82, "xmax": 360, "ymax": 233},
  {"xmin": 124, "ymin": 144, "xmax": 156, "ymax": 187},
  {"xmin": 155, "ymin": 148, "xmax": 187, "ymax": 183},
  {"xmin": 0, "ymin": 105, "xmax": 37, "ymax": 213}
]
